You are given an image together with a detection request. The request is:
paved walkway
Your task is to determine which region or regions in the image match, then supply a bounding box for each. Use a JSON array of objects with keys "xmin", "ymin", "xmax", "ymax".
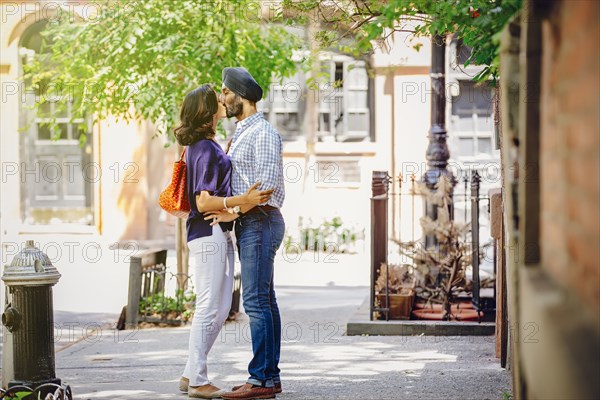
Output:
[
  {"xmin": 47, "ymin": 286, "xmax": 511, "ymax": 400},
  {"xmin": 0, "ymin": 245, "xmax": 509, "ymax": 399}
]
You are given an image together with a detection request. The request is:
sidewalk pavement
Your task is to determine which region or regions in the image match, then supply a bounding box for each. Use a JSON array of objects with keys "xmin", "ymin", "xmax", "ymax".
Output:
[{"xmin": 47, "ymin": 285, "xmax": 511, "ymax": 400}]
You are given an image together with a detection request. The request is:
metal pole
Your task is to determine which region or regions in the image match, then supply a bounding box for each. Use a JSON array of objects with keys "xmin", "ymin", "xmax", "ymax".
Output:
[
  {"xmin": 471, "ymin": 171, "xmax": 481, "ymax": 310},
  {"xmin": 390, "ymin": 71, "xmax": 397, "ymax": 241},
  {"xmin": 422, "ymin": 33, "xmax": 455, "ymax": 247},
  {"xmin": 464, "ymin": 175, "xmax": 469, "ymax": 236},
  {"xmin": 398, "ymin": 174, "xmax": 403, "ymax": 244},
  {"xmin": 370, "ymin": 171, "xmax": 389, "ymax": 321},
  {"xmin": 411, "ymin": 174, "xmax": 416, "ymax": 242}
]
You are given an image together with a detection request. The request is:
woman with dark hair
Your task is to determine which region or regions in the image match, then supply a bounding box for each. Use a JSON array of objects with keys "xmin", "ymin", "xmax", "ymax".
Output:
[{"xmin": 174, "ymin": 84, "xmax": 273, "ymax": 399}]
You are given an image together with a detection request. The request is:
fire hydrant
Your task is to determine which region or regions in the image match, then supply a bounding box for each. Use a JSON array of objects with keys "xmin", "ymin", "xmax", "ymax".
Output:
[{"xmin": 2, "ymin": 240, "xmax": 63, "ymax": 393}]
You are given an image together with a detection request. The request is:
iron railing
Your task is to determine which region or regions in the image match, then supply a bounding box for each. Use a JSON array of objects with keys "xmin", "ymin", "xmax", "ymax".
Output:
[
  {"xmin": 370, "ymin": 170, "xmax": 496, "ymax": 321},
  {"xmin": 121, "ymin": 249, "xmax": 241, "ymax": 329}
]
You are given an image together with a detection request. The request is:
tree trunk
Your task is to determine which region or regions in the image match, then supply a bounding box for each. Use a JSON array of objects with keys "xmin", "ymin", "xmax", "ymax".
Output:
[
  {"xmin": 302, "ymin": 19, "xmax": 319, "ymax": 195},
  {"xmin": 176, "ymin": 144, "xmax": 189, "ymax": 291}
]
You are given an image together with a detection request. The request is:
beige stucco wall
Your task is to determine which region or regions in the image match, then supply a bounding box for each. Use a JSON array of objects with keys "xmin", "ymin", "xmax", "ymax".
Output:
[
  {"xmin": 1, "ymin": 1, "xmax": 171, "ymax": 240},
  {"xmin": 0, "ymin": 2, "xmax": 170, "ymax": 314},
  {"xmin": 1, "ymin": 1, "xmax": 26, "ymax": 241},
  {"xmin": 371, "ymin": 29, "xmax": 431, "ymax": 243}
]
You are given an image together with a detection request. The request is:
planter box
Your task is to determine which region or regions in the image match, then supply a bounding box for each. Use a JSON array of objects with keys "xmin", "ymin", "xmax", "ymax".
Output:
[{"xmin": 377, "ymin": 289, "xmax": 415, "ymax": 320}]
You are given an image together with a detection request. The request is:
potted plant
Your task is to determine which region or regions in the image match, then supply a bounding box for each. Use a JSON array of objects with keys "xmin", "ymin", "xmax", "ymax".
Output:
[
  {"xmin": 374, "ymin": 263, "xmax": 416, "ymax": 320},
  {"xmin": 394, "ymin": 176, "xmax": 482, "ymax": 321}
]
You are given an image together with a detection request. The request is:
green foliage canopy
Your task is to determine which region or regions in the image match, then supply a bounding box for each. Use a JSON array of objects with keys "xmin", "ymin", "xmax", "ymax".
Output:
[
  {"xmin": 282, "ymin": 0, "xmax": 522, "ymax": 84},
  {"xmin": 24, "ymin": 0, "xmax": 302, "ymax": 143}
]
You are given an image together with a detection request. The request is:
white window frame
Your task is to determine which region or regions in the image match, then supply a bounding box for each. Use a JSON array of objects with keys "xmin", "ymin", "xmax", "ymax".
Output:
[
  {"xmin": 313, "ymin": 156, "xmax": 362, "ymax": 189},
  {"xmin": 448, "ymin": 79, "xmax": 497, "ymax": 163},
  {"xmin": 260, "ymin": 54, "xmax": 371, "ymax": 143}
]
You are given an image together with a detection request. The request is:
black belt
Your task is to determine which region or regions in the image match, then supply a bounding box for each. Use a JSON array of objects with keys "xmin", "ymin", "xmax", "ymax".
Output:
[{"xmin": 245, "ymin": 205, "xmax": 278, "ymax": 215}]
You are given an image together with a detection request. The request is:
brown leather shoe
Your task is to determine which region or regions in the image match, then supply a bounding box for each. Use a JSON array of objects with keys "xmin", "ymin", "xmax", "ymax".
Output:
[
  {"xmin": 221, "ymin": 383, "xmax": 275, "ymax": 399},
  {"xmin": 231, "ymin": 382, "xmax": 282, "ymax": 394},
  {"xmin": 188, "ymin": 383, "xmax": 224, "ymax": 399}
]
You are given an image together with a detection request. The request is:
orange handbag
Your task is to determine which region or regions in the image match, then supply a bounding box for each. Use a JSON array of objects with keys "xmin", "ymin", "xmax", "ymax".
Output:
[{"xmin": 158, "ymin": 148, "xmax": 191, "ymax": 218}]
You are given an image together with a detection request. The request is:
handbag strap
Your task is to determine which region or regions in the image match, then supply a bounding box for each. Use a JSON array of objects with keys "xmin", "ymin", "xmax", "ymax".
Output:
[{"xmin": 179, "ymin": 148, "xmax": 186, "ymax": 162}]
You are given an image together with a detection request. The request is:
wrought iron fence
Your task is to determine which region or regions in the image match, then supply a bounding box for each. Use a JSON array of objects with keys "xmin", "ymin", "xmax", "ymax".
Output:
[
  {"xmin": 370, "ymin": 170, "xmax": 496, "ymax": 321},
  {"xmin": 138, "ymin": 270, "xmax": 195, "ymax": 325},
  {"xmin": 121, "ymin": 249, "xmax": 242, "ymax": 329},
  {"xmin": 136, "ymin": 270, "xmax": 242, "ymax": 325}
]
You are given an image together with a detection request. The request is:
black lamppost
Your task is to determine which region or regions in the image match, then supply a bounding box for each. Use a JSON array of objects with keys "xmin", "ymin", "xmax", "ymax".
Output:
[{"xmin": 422, "ymin": 33, "xmax": 455, "ymax": 247}]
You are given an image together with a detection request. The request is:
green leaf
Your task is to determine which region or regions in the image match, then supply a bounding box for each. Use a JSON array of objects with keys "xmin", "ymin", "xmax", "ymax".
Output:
[
  {"xmin": 24, "ymin": 0, "xmax": 302, "ymax": 143},
  {"xmin": 282, "ymin": 0, "xmax": 522, "ymax": 84}
]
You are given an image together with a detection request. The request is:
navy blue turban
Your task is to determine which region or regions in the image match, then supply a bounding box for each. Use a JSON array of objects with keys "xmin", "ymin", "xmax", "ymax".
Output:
[{"xmin": 222, "ymin": 67, "xmax": 263, "ymax": 102}]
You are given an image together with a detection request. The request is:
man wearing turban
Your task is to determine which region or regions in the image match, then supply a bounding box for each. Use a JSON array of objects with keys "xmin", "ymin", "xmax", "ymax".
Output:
[{"xmin": 206, "ymin": 67, "xmax": 285, "ymax": 400}]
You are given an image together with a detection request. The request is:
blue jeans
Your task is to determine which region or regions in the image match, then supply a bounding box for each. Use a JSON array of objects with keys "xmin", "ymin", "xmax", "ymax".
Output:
[{"xmin": 235, "ymin": 209, "xmax": 285, "ymax": 388}]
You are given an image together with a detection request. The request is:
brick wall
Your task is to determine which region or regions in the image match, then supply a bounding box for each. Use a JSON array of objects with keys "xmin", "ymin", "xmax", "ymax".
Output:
[{"xmin": 540, "ymin": 0, "xmax": 600, "ymax": 314}]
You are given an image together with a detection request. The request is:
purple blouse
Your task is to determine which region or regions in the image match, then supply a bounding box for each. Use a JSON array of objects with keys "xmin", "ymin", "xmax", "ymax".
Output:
[{"xmin": 185, "ymin": 139, "xmax": 233, "ymax": 241}]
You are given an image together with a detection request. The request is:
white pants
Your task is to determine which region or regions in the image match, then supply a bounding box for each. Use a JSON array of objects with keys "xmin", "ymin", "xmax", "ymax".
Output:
[{"xmin": 183, "ymin": 226, "xmax": 235, "ymax": 386}]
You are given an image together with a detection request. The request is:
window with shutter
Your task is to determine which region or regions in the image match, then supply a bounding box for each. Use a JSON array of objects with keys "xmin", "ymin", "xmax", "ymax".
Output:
[
  {"xmin": 449, "ymin": 80, "xmax": 495, "ymax": 158},
  {"xmin": 260, "ymin": 56, "xmax": 371, "ymax": 143}
]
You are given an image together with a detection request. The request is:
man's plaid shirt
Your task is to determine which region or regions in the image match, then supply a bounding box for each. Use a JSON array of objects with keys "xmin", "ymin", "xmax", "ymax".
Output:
[{"xmin": 229, "ymin": 112, "xmax": 285, "ymax": 208}]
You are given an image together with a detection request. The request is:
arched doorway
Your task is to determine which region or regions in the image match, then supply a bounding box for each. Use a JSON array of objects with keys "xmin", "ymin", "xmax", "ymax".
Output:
[{"xmin": 19, "ymin": 21, "xmax": 94, "ymax": 225}]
